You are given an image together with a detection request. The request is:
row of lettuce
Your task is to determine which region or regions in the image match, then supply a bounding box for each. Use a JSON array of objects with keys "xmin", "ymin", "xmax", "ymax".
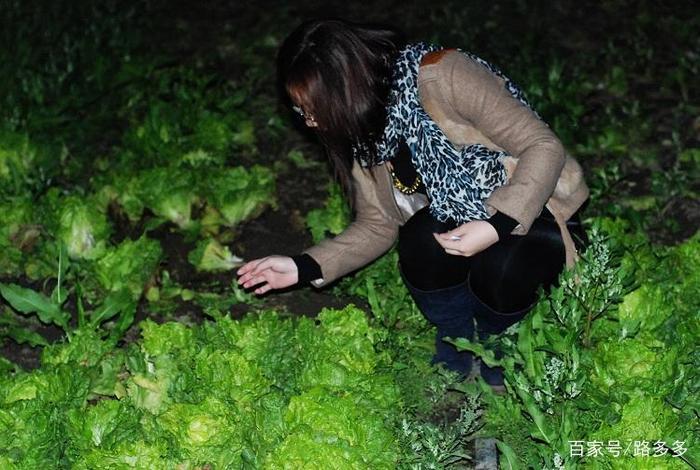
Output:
[
  {"xmin": 0, "ymin": 123, "xmax": 277, "ymax": 345},
  {"xmin": 1, "ymin": 129, "xmax": 275, "ymax": 271},
  {"xmin": 1, "ymin": 0, "xmax": 285, "ymax": 340},
  {"xmin": 2, "ymin": 139, "xmax": 274, "ymax": 264},
  {"xmin": 0, "ymin": 306, "xmax": 414, "ymax": 468},
  {"xmin": 0, "ymin": 42, "xmax": 285, "ymax": 342},
  {"xmin": 2, "ymin": 213, "xmax": 698, "ymax": 468}
]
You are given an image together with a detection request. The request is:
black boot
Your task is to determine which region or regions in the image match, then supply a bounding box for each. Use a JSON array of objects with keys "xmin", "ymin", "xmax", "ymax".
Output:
[{"xmin": 402, "ymin": 273, "xmax": 478, "ymax": 377}]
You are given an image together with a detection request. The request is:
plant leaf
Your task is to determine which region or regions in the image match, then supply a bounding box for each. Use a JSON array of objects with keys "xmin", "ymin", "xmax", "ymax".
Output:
[
  {"xmin": 91, "ymin": 289, "xmax": 134, "ymax": 326},
  {"xmin": 495, "ymin": 440, "xmax": 523, "ymax": 469},
  {"xmin": 448, "ymin": 336, "xmax": 502, "ymax": 367},
  {"xmin": 0, "ymin": 283, "xmax": 68, "ymax": 328},
  {"xmin": 516, "ymin": 388, "xmax": 552, "ymax": 444},
  {"xmin": 4, "ymin": 326, "xmax": 48, "ymax": 346},
  {"xmin": 109, "ymin": 300, "xmax": 137, "ymax": 342},
  {"xmin": 51, "ymin": 243, "xmax": 69, "ymax": 305}
]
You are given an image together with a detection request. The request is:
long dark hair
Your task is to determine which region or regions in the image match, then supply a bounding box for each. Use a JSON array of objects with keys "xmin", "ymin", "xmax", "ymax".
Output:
[{"xmin": 277, "ymin": 19, "xmax": 405, "ymax": 203}]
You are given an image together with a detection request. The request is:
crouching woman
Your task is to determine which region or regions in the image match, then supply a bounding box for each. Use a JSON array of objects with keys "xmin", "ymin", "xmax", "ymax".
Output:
[{"xmin": 237, "ymin": 19, "xmax": 589, "ymax": 386}]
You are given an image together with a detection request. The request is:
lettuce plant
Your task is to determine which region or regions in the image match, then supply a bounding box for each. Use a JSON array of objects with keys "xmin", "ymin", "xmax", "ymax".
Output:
[
  {"xmin": 57, "ymin": 195, "xmax": 111, "ymax": 260},
  {"xmin": 137, "ymin": 167, "xmax": 199, "ymax": 230},
  {"xmin": 94, "ymin": 235, "xmax": 162, "ymax": 300},
  {"xmin": 202, "ymin": 165, "xmax": 276, "ymax": 229},
  {"xmin": 187, "ymin": 238, "xmax": 242, "ymax": 272}
]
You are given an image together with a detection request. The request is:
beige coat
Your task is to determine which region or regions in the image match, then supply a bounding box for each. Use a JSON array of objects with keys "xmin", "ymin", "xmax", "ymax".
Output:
[{"xmin": 304, "ymin": 49, "xmax": 589, "ymax": 287}]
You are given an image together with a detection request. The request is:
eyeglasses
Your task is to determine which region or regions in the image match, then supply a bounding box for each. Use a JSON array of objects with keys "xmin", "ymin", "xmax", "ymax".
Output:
[
  {"xmin": 292, "ymin": 105, "xmax": 316, "ymax": 124},
  {"xmin": 292, "ymin": 105, "xmax": 308, "ymax": 118}
]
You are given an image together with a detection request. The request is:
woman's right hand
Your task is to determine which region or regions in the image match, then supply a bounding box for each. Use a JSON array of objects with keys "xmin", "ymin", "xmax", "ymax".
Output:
[{"xmin": 236, "ymin": 255, "xmax": 298, "ymax": 295}]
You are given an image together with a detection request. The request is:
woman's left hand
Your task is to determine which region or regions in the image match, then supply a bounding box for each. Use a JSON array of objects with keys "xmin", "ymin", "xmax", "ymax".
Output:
[{"xmin": 433, "ymin": 220, "xmax": 499, "ymax": 257}]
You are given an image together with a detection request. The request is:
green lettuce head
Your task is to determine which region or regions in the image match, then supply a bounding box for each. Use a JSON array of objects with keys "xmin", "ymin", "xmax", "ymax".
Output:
[
  {"xmin": 589, "ymin": 395, "xmax": 684, "ymax": 469},
  {"xmin": 57, "ymin": 195, "xmax": 111, "ymax": 260},
  {"xmin": 265, "ymin": 386, "xmax": 398, "ymax": 469},
  {"xmin": 187, "ymin": 238, "xmax": 243, "ymax": 272},
  {"xmin": 591, "ymin": 336, "xmax": 678, "ymax": 394},
  {"xmin": 138, "ymin": 167, "xmax": 199, "ymax": 229},
  {"xmin": 157, "ymin": 397, "xmax": 244, "ymax": 468},
  {"xmin": 94, "ymin": 235, "xmax": 162, "ymax": 300},
  {"xmin": 96, "ymin": 174, "xmax": 146, "ymax": 223},
  {"xmin": 306, "ymin": 181, "xmax": 351, "ymax": 243},
  {"xmin": 190, "ymin": 113, "xmax": 234, "ymax": 156},
  {"xmin": 204, "ymin": 165, "xmax": 276, "ymax": 228}
]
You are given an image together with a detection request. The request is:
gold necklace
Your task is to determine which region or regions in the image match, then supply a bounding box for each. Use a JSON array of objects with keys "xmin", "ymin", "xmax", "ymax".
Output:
[{"xmin": 390, "ymin": 170, "xmax": 422, "ymax": 194}]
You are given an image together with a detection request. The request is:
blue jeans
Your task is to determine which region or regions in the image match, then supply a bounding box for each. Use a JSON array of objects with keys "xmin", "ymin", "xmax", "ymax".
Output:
[
  {"xmin": 400, "ymin": 272, "xmax": 478, "ymax": 376},
  {"xmin": 401, "ymin": 269, "xmax": 530, "ymax": 381}
]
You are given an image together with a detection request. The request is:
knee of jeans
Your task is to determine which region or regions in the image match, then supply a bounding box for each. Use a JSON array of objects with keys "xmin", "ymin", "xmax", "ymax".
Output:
[{"xmin": 402, "ymin": 278, "xmax": 478, "ymax": 323}]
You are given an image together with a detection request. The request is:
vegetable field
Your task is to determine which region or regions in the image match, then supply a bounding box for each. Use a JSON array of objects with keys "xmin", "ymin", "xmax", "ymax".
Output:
[{"xmin": 0, "ymin": 1, "xmax": 698, "ymax": 468}]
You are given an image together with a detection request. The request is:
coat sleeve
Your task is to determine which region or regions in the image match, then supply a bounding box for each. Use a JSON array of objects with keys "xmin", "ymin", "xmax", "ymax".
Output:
[
  {"xmin": 302, "ymin": 160, "xmax": 400, "ymax": 287},
  {"xmin": 440, "ymin": 51, "xmax": 566, "ymax": 233}
]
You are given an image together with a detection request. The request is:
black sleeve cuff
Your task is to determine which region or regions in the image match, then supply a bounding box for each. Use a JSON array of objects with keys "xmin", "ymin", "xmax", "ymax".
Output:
[
  {"xmin": 485, "ymin": 211, "xmax": 519, "ymax": 240},
  {"xmin": 291, "ymin": 253, "xmax": 323, "ymax": 286}
]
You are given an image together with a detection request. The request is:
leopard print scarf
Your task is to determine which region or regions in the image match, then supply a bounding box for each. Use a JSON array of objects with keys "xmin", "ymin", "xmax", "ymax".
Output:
[{"xmin": 355, "ymin": 42, "xmax": 536, "ymax": 224}]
